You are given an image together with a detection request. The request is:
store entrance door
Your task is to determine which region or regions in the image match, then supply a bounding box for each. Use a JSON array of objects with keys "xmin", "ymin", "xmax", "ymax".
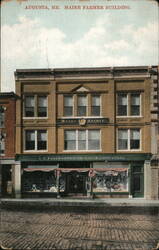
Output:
[
  {"xmin": 67, "ymin": 172, "xmax": 87, "ymax": 194},
  {"xmin": 131, "ymin": 165, "xmax": 144, "ymax": 197}
]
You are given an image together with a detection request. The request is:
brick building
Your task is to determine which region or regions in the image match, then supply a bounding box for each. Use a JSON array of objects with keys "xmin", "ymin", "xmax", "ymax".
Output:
[
  {"xmin": 14, "ymin": 66, "xmax": 159, "ymax": 199},
  {"xmin": 0, "ymin": 92, "xmax": 18, "ymax": 197}
]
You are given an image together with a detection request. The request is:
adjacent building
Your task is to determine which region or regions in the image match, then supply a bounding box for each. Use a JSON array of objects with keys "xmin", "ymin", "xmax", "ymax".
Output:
[
  {"xmin": 0, "ymin": 92, "xmax": 18, "ymax": 197},
  {"xmin": 13, "ymin": 66, "xmax": 159, "ymax": 199}
]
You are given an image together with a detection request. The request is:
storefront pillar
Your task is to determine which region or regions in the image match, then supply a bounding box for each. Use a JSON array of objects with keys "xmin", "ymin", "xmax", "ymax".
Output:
[
  {"xmin": 56, "ymin": 170, "xmax": 60, "ymax": 198},
  {"xmin": 87, "ymin": 176, "xmax": 93, "ymax": 198},
  {"xmin": 144, "ymin": 160, "xmax": 151, "ymax": 199},
  {"xmin": 87, "ymin": 168, "xmax": 93, "ymax": 198},
  {"xmin": 12, "ymin": 162, "xmax": 21, "ymax": 198}
]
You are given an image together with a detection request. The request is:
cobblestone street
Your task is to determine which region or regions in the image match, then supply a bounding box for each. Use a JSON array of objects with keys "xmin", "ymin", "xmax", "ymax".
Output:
[{"xmin": 1, "ymin": 206, "xmax": 159, "ymax": 250}]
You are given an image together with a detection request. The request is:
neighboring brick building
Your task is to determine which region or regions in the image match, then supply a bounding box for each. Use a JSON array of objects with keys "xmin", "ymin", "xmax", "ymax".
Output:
[
  {"xmin": 14, "ymin": 66, "xmax": 158, "ymax": 199},
  {"xmin": 0, "ymin": 92, "xmax": 17, "ymax": 197}
]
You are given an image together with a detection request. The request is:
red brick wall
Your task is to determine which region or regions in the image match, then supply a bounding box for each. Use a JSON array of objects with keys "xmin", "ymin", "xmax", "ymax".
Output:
[{"xmin": 0, "ymin": 97, "xmax": 16, "ymax": 158}]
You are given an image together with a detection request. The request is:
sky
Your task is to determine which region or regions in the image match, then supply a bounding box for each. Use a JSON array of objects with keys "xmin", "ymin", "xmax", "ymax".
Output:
[{"xmin": 1, "ymin": 0, "xmax": 158, "ymax": 92}]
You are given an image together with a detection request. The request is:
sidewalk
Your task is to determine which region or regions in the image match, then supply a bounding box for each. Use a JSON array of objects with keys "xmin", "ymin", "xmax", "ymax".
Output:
[{"xmin": 1, "ymin": 197, "xmax": 159, "ymax": 207}]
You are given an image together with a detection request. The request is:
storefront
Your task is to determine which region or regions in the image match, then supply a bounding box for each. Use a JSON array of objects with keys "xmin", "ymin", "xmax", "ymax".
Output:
[{"xmin": 16, "ymin": 153, "xmax": 151, "ymax": 198}]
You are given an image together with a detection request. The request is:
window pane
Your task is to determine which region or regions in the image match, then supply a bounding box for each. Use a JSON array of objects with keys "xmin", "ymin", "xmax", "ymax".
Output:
[
  {"xmin": 91, "ymin": 96, "xmax": 100, "ymax": 116},
  {"xmin": 64, "ymin": 107, "xmax": 73, "ymax": 117},
  {"xmin": 77, "ymin": 96, "xmax": 87, "ymax": 116},
  {"xmin": 64, "ymin": 96, "xmax": 73, "ymax": 116},
  {"xmin": 91, "ymin": 106, "xmax": 100, "ymax": 116},
  {"xmin": 38, "ymin": 96, "xmax": 47, "ymax": 117},
  {"xmin": 64, "ymin": 96, "xmax": 73, "ymax": 106},
  {"xmin": 88, "ymin": 130, "xmax": 100, "ymax": 150},
  {"xmin": 25, "ymin": 96, "xmax": 34, "ymax": 107},
  {"xmin": 92, "ymin": 96, "xmax": 100, "ymax": 106},
  {"xmin": 130, "ymin": 129, "xmax": 140, "ymax": 149},
  {"xmin": 65, "ymin": 130, "xmax": 76, "ymax": 140},
  {"xmin": 25, "ymin": 130, "xmax": 35, "ymax": 150},
  {"xmin": 64, "ymin": 130, "xmax": 76, "ymax": 150},
  {"xmin": 131, "ymin": 94, "xmax": 140, "ymax": 116},
  {"xmin": 118, "ymin": 129, "xmax": 128, "ymax": 150},
  {"xmin": 78, "ymin": 130, "xmax": 86, "ymax": 140},
  {"xmin": 78, "ymin": 96, "xmax": 87, "ymax": 106},
  {"xmin": 78, "ymin": 131, "xmax": 86, "ymax": 150},
  {"xmin": 88, "ymin": 140, "xmax": 100, "ymax": 150},
  {"xmin": 25, "ymin": 96, "xmax": 35, "ymax": 117},
  {"xmin": 117, "ymin": 94, "xmax": 127, "ymax": 116},
  {"xmin": 88, "ymin": 130, "xmax": 100, "ymax": 140},
  {"xmin": 37, "ymin": 130, "xmax": 47, "ymax": 150},
  {"xmin": 65, "ymin": 141, "xmax": 76, "ymax": 150},
  {"xmin": 77, "ymin": 106, "xmax": 86, "ymax": 116}
]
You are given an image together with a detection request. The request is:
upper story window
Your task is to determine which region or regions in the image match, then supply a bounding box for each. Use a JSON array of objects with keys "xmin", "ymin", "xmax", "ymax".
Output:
[
  {"xmin": 64, "ymin": 95, "xmax": 73, "ymax": 117},
  {"xmin": 64, "ymin": 129, "xmax": 100, "ymax": 151},
  {"xmin": 24, "ymin": 95, "xmax": 47, "ymax": 118},
  {"xmin": 25, "ymin": 96, "xmax": 35, "ymax": 117},
  {"xmin": 25, "ymin": 130, "xmax": 47, "ymax": 151},
  {"xmin": 117, "ymin": 94, "xmax": 127, "ymax": 116},
  {"xmin": 63, "ymin": 94, "xmax": 101, "ymax": 117},
  {"xmin": 91, "ymin": 95, "xmax": 100, "ymax": 116},
  {"xmin": 0, "ymin": 106, "xmax": 5, "ymax": 128},
  {"xmin": 117, "ymin": 93, "xmax": 141, "ymax": 117},
  {"xmin": 38, "ymin": 96, "xmax": 47, "ymax": 117},
  {"xmin": 117, "ymin": 128, "xmax": 141, "ymax": 151},
  {"xmin": 130, "ymin": 94, "xmax": 140, "ymax": 116},
  {"xmin": 77, "ymin": 95, "xmax": 87, "ymax": 116}
]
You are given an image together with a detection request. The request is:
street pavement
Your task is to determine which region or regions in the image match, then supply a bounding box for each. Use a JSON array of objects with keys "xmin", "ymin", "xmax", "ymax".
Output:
[{"xmin": 1, "ymin": 206, "xmax": 159, "ymax": 250}]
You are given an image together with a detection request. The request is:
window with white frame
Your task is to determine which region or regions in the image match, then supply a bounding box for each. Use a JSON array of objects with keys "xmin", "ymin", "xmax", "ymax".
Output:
[
  {"xmin": 77, "ymin": 95, "xmax": 87, "ymax": 116},
  {"xmin": 25, "ymin": 96, "xmax": 35, "ymax": 117},
  {"xmin": 25, "ymin": 130, "xmax": 47, "ymax": 151},
  {"xmin": 117, "ymin": 94, "xmax": 127, "ymax": 116},
  {"xmin": 24, "ymin": 95, "xmax": 47, "ymax": 117},
  {"xmin": 0, "ymin": 106, "xmax": 5, "ymax": 128},
  {"xmin": 91, "ymin": 95, "xmax": 100, "ymax": 116},
  {"xmin": 37, "ymin": 96, "xmax": 47, "ymax": 117},
  {"xmin": 130, "ymin": 93, "xmax": 140, "ymax": 116},
  {"xmin": 117, "ymin": 93, "xmax": 141, "ymax": 116},
  {"xmin": 64, "ymin": 95, "xmax": 73, "ymax": 117},
  {"xmin": 118, "ymin": 128, "xmax": 141, "ymax": 151},
  {"xmin": 64, "ymin": 130, "xmax": 100, "ymax": 151}
]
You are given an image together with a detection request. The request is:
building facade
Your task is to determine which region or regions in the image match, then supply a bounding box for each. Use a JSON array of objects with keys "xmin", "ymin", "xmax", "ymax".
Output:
[
  {"xmin": 14, "ymin": 66, "xmax": 159, "ymax": 199},
  {"xmin": 0, "ymin": 92, "xmax": 18, "ymax": 197}
]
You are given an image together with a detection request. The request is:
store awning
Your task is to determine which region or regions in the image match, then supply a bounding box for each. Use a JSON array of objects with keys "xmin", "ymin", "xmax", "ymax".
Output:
[{"xmin": 23, "ymin": 168, "xmax": 56, "ymax": 172}]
